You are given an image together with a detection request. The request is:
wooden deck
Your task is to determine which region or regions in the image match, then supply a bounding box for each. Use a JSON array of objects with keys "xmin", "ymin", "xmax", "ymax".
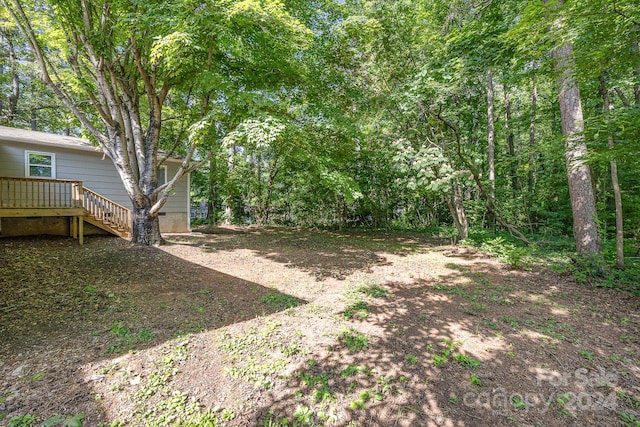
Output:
[{"xmin": 0, "ymin": 177, "xmax": 131, "ymax": 243}]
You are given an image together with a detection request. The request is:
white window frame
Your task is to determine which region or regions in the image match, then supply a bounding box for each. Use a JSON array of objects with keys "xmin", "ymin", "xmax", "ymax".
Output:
[
  {"xmin": 157, "ymin": 165, "xmax": 167, "ymax": 186},
  {"xmin": 25, "ymin": 150, "xmax": 56, "ymax": 178}
]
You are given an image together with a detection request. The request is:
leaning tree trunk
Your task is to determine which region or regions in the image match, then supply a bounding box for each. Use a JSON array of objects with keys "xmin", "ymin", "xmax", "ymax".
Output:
[{"xmin": 551, "ymin": 40, "xmax": 601, "ymax": 257}]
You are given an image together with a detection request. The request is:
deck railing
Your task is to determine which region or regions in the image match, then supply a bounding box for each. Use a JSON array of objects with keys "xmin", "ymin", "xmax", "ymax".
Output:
[
  {"xmin": 0, "ymin": 177, "xmax": 82, "ymax": 209},
  {"xmin": 83, "ymin": 187, "xmax": 132, "ymax": 235},
  {"xmin": 0, "ymin": 176, "xmax": 132, "ymax": 237}
]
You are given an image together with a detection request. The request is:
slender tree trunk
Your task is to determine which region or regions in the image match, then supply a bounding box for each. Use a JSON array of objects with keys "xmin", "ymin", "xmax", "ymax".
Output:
[
  {"xmin": 30, "ymin": 108, "xmax": 37, "ymax": 130},
  {"xmin": 5, "ymin": 32, "xmax": 20, "ymax": 123},
  {"xmin": 486, "ymin": 69, "xmax": 496, "ymax": 230},
  {"xmin": 504, "ymin": 85, "xmax": 518, "ymax": 192},
  {"xmin": 552, "ymin": 40, "xmax": 601, "ymax": 257},
  {"xmin": 224, "ymin": 145, "xmax": 235, "ymax": 224},
  {"xmin": 634, "ymin": 29, "xmax": 640, "ymax": 105},
  {"xmin": 207, "ymin": 157, "xmax": 217, "ymax": 225},
  {"xmin": 599, "ymin": 75, "xmax": 624, "ymax": 268},
  {"xmin": 528, "ymin": 82, "xmax": 538, "ymax": 193}
]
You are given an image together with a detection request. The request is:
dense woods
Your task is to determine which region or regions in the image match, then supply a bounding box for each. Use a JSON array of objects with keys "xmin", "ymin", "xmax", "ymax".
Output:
[{"xmin": 2, "ymin": 0, "xmax": 639, "ymax": 269}]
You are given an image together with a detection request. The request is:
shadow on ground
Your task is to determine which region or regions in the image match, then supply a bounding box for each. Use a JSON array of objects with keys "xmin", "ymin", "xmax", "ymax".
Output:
[
  {"xmin": 173, "ymin": 226, "xmax": 438, "ymax": 280},
  {"xmin": 0, "ymin": 235, "xmax": 305, "ymax": 424},
  {"xmin": 237, "ymin": 260, "xmax": 640, "ymax": 426}
]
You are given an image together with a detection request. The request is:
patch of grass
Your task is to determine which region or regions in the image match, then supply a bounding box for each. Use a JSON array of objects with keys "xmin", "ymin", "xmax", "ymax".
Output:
[
  {"xmin": 579, "ymin": 349, "xmax": 595, "ymax": 360},
  {"xmin": 357, "ymin": 284, "xmax": 389, "ymax": 298},
  {"xmin": 350, "ymin": 390, "xmax": 380, "ymax": 409},
  {"xmin": 293, "ymin": 405, "xmax": 314, "ymax": 424},
  {"xmin": 261, "ymin": 293, "xmax": 301, "ymax": 311},
  {"xmin": 126, "ymin": 340, "xmax": 227, "ymax": 426},
  {"xmin": 340, "ymin": 364, "xmax": 373, "ymax": 377},
  {"xmin": 41, "ymin": 414, "xmax": 85, "ymax": 427},
  {"xmin": 311, "ymin": 384, "xmax": 336, "ymax": 403},
  {"xmin": 512, "ymin": 395, "xmax": 526, "ymax": 409},
  {"xmin": 500, "ymin": 316, "xmax": 520, "ymax": 328},
  {"xmin": 342, "ymin": 300, "xmax": 370, "ymax": 319},
  {"xmin": 376, "ymin": 374, "xmax": 401, "ymax": 396},
  {"xmin": 454, "ymin": 353, "xmax": 481, "ymax": 369},
  {"xmin": 404, "ymin": 353, "xmax": 418, "ymax": 365},
  {"xmin": 218, "ymin": 322, "xmax": 308, "ymax": 390},
  {"xmin": 620, "ymin": 411, "xmax": 640, "ymax": 426},
  {"xmin": 470, "ymin": 373, "xmax": 482, "ymax": 386},
  {"xmin": 431, "ymin": 354, "xmax": 448, "ymax": 366},
  {"xmin": 7, "ymin": 414, "xmax": 38, "ymax": 427},
  {"xmin": 555, "ymin": 392, "xmax": 574, "ymax": 416},
  {"xmin": 339, "ymin": 329, "xmax": 369, "ymax": 352},
  {"xmin": 431, "ymin": 338, "xmax": 461, "ymax": 367},
  {"xmin": 106, "ymin": 322, "xmax": 156, "ymax": 354}
]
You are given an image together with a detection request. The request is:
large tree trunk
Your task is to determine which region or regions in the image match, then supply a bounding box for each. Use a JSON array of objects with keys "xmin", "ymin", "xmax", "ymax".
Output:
[
  {"xmin": 6, "ymin": 0, "xmax": 209, "ymax": 247},
  {"xmin": 551, "ymin": 40, "xmax": 601, "ymax": 257},
  {"xmin": 131, "ymin": 205, "xmax": 162, "ymax": 246},
  {"xmin": 446, "ymin": 181, "xmax": 469, "ymax": 241}
]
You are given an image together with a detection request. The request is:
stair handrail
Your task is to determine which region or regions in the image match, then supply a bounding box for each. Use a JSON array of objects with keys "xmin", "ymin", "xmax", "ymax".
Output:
[{"xmin": 83, "ymin": 187, "xmax": 131, "ymax": 236}]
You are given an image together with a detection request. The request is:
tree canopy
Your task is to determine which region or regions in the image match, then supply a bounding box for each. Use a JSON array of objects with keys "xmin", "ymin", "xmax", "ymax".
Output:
[{"xmin": 3, "ymin": 0, "xmax": 640, "ymax": 268}]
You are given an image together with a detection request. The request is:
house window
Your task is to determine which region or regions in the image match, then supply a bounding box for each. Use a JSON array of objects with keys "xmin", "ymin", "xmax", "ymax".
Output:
[
  {"xmin": 26, "ymin": 151, "xmax": 56, "ymax": 178},
  {"xmin": 157, "ymin": 165, "xmax": 167, "ymax": 186}
]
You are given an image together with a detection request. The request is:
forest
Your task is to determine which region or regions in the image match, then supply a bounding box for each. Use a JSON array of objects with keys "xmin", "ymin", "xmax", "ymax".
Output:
[{"xmin": 1, "ymin": 0, "xmax": 640, "ymax": 276}]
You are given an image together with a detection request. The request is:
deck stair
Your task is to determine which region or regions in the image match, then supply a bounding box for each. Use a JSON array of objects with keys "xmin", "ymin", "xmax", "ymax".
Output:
[{"xmin": 82, "ymin": 187, "xmax": 131, "ymax": 239}]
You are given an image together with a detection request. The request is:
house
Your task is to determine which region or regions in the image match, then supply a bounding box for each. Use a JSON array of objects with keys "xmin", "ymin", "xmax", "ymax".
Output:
[{"xmin": 0, "ymin": 126, "xmax": 190, "ymax": 242}]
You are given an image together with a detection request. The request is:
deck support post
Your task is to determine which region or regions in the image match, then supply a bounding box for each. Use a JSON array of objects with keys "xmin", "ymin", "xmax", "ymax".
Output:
[{"xmin": 70, "ymin": 216, "xmax": 84, "ymax": 245}]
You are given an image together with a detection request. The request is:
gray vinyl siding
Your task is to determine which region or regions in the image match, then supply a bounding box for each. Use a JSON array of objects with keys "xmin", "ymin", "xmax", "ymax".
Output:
[
  {"xmin": 0, "ymin": 141, "xmax": 27, "ymax": 177},
  {"xmin": 0, "ymin": 140, "xmax": 188, "ymax": 214}
]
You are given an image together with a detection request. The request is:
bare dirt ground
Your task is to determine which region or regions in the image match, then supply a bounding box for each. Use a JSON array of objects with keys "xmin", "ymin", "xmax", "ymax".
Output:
[{"xmin": 1, "ymin": 226, "xmax": 639, "ymax": 427}]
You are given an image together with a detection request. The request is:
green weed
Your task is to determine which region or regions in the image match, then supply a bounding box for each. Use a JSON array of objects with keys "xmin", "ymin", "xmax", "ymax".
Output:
[
  {"xmin": 470, "ymin": 373, "xmax": 482, "ymax": 386},
  {"xmin": 106, "ymin": 322, "xmax": 157, "ymax": 354},
  {"xmin": 342, "ymin": 300, "xmax": 370, "ymax": 319},
  {"xmin": 579, "ymin": 349, "xmax": 595, "ymax": 360},
  {"xmin": 431, "ymin": 338, "xmax": 461, "ymax": 366},
  {"xmin": 340, "ymin": 364, "xmax": 373, "ymax": 377},
  {"xmin": 339, "ymin": 329, "xmax": 369, "ymax": 352},
  {"xmin": 454, "ymin": 353, "xmax": 481, "ymax": 369},
  {"xmin": 261, "ymin": 293, "xmax": 301, "ymax": 311},
  {"xmin": 41, "ymin": 414, "xmax": 85, "ymax": 427},
  {"xmin": 512, "ymin": 395, "xmax": 526, "ymax": 409},
  {"xmin": 8, "ymin": 414, "xmax": 38, "ymax": 427},
  {"xmin": 357, "ymin": 284, "xmax": 389, "ymax": 298},
  {"xmin": 404, "ymin": 353, "xmax": 418, "ymax": 365},
  {"xmin": 620, "ymin": 411, "xmax": 640, "ymax": 426}
]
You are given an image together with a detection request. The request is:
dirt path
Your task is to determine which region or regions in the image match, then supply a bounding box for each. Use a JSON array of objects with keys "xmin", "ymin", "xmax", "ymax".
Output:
[{"xmin": 1, "ymin": 227, "xmax": 639, "ymax": 426}]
